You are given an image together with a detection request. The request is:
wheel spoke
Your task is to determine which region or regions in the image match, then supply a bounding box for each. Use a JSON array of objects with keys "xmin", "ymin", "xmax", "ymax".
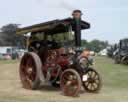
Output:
[
  {"xmin": 92, "ymin": 72, "xmax": 96, "ymax": 78},
  {"xmin": 94, "ymin": 74, "xmax": 98, "ymax": 80},
  {"xmin": 91, "ymin": 84, "xmax": 95, "ymax": 90},
  {"xmin": 91, "ymin": 71, "xmax": 94, "ymax": 78},
  {"xmin": 93, "ymin": 83, "xmax": 98, "ymax": 89},
  {"xmin": 95, "ymin": 79, "xmax": 100, "ymax": 84},
  {"xmin": 88, "ymin": 71, "xmax": 92, "ymax": 76},
  {"xmin": 87, "ymin": 83, "xmax": 91, "ymax": 89}
]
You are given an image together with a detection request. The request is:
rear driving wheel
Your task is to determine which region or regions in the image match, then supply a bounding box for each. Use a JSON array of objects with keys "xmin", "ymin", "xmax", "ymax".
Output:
[
  {"xmin": 20, "ymin": 52, "xmax": 42, "ymax": 90},
  {"xmin": 60, "ymin": 69, "xmax": 81, "ymax": 96},
  {"xmin": 82, "ymin": 68, "xmax": 102, "ymax": 93}
]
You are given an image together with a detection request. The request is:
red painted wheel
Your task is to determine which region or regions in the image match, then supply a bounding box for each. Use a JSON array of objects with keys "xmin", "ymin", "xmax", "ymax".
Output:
[
  {"xmin": 82, "ymin": 68, "xmax": 102, "ymax": 93},
  {"xmin": 60, "ymin": 69, "xmax": 81, "ymax": 96},
  {"xmin": 20, "ymin": 52, "xmax": 42, "ymax": 89}
]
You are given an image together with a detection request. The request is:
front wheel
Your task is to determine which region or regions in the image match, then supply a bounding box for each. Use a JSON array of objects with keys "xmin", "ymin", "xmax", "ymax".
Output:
[
  {"xmin": 60, "ymin": 69, "xmax": 81, "ymax": 96},
  {"xmin": 82, "ymin": 68, "xmax": 102, "ymax": 93}
]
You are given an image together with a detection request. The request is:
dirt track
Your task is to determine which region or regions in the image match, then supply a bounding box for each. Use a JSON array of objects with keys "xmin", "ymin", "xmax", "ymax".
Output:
[{"xmin": 0, "ymin": 58, "xmax": 128, "ymax": 102}]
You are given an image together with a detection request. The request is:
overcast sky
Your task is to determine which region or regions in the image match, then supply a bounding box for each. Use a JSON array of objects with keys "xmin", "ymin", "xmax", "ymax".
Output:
[{"xmin": 0, "ymin": 0, "xmax": 128, "ymax": 44}]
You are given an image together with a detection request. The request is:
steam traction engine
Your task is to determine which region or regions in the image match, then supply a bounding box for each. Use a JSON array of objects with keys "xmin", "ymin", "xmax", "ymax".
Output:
[
  {"xmin": 17, "ymin": 10, "xmax": 102, "ymax": 96},
  {"xmin": 114, "ymin": 39, "xmax": 128, "ymax": 64}
]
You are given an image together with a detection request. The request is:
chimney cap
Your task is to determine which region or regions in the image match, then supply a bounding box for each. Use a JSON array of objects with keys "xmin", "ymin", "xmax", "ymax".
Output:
[
  {"xmin": 73, "ymin": 10, "xmax": 82, "ymax": 14},
  {"xmin": 72, "ymin": 10, "xmax": 83, "ymax": 18}
]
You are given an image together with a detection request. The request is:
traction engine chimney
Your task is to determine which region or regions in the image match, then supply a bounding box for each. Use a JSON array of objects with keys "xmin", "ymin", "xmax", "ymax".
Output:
[{"xmin": 72, "ymin": 10, "xmax": 82, "ymax": 47}]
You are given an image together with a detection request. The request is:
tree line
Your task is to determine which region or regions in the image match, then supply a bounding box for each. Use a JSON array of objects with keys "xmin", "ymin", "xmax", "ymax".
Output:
[
  {"xmin": 82, "ymin": 39, "xmax": 109, "ymax": 53},
  {"xmin": 0, "ymin": 24, "xmax": 25, "ymax": 48}
]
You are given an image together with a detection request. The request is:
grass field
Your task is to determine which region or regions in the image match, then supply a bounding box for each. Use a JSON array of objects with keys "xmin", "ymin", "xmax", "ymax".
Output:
[
  {"xmin": 0, "ymin": 60, "xmax": 18, "ymax": 65},
  {"xmin": 0, "ymin": 57, "xmax": 128, "ymax": 102}
]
